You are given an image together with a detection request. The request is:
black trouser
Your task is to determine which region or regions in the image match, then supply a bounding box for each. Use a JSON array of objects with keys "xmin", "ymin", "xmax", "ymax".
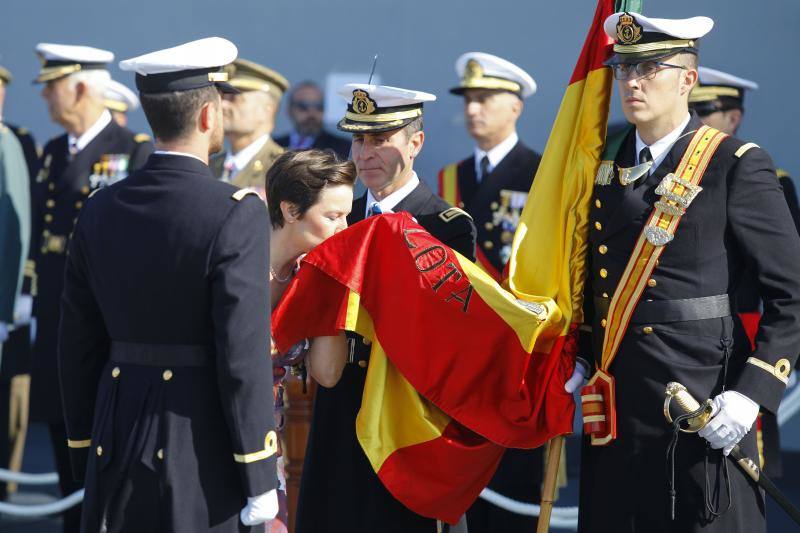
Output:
[{"xmin": 47, "ymin": 421, "xmax": 83, "ymax": 533}]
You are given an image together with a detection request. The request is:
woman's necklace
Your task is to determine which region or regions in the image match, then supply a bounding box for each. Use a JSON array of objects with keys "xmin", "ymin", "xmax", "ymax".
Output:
[{"xmin": 270, "ymin": 265, "xmax": 292, "ymax": 283}]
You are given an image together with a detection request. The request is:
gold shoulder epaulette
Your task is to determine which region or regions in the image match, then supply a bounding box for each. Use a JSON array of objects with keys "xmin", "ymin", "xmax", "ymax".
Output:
[
  {"xmin": 232, "ymin": 188, "xmax": 259, "ymax": 201},
  {"xmin": 777, "ymin": 168, "xmax": 790, "ymax": 179},
  {"xmin": 18, "ymin": 127, "xmax": 29, "ymax": 135},
  {"xmin": 439, "ymin": 206, "xmax": 472, "ymax": 223},
  {"xmin": 734, "ymin": 142, "xmax": 759, "ymax": 159},
  {"xmin": 134, "ymin": 133, "xmax": 152, "ymax": 143}
]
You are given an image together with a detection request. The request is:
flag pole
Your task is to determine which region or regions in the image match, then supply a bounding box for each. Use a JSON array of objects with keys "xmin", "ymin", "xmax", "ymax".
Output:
[{"xmin": 536, "ymin": 435, "xmax": 564, "ymax": 533}]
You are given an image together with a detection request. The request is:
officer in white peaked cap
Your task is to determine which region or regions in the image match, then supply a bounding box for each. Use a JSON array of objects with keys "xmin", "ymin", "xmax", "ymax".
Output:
[{"xmin": 58, "ymin": 37, "xmax": 279, "ymax": 532}]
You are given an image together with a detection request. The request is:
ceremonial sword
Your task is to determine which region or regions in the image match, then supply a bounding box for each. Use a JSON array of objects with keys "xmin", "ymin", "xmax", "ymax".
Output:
[{"xmin": 663, "ymin": 382, "xmax": 800, "ymax": 526}]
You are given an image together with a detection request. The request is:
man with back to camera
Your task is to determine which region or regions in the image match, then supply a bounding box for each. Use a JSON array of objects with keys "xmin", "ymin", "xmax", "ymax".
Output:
[{"xmin": 57, "ymin": 37, "xmax": 279, "ymax": 531}]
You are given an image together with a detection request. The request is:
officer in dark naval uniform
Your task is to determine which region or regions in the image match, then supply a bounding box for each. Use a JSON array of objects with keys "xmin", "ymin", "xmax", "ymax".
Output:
[
  {"xmin": 577, "ymin": 12, "xmax": 800, "ymax": 533},
  {"xmin": 296, "ymin": 83, "xmax": 476, "ymax": 533},
  {"xmin": 29, "ymin": 42, "xmax": 153, "ymax": 532},
  {"xmin": 58, "ymin": 37, "xmax": 279, "ymax": 531},
  {"xmin": 689, "ymin": 66, "xmax": 800, "ymax": 479},
  {"xmin": 439, "ymin": 52, "xmax": 541, "ymax": 283},
  {"xmin": 438, "ymin": 51, "xmax": 543, "ymax": 532}
]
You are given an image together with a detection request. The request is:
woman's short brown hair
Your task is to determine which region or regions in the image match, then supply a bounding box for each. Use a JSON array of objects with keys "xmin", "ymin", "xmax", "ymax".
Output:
[{"xmin": 266, "ymin": 149, "xmax": 357, "ymax": 228}]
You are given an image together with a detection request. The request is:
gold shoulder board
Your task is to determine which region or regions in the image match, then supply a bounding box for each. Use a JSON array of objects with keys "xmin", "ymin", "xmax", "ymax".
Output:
[
  {"xmin": 777, "ymin": 168, "xmax": 790, "ymax": 179},
  {"xmin": 439, "ymin": 206, "xmax": 472, "ymax": 222},
  {"xmin": 232, "ymin": 188, "xmax": 259, "ymax": 201},
  {"xmin": 734, "ymin": 142, "xmax": 759, "ymax": 159},
  {"xmin": 134, "ymin": 133, "xmax": 152, "ymax": 143}
]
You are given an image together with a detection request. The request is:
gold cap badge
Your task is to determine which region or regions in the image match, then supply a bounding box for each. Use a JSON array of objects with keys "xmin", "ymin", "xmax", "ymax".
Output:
[
  {"xmin": 463, "ymin": 59, "xmax": 484, "ymax": 84},
  {"xmin": 616, "ymin": 13, "xmax": 643, "ymax": 45},
  {"xmin": 351, "ymin": 89, "xmax": 376, "ymax": 115}
]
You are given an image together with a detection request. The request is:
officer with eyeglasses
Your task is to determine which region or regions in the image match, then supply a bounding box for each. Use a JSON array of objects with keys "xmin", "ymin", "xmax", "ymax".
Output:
[
  {"xmin": 688, "ymin": 66, "xmax": 800, "ymax": 484},
  {"xmin": 577, "ymin": 12, "xmax": 800, "ymax": 533},
  {"xmin": 275, "ymin": 80, "xmax": 351, "ymax": 159}
]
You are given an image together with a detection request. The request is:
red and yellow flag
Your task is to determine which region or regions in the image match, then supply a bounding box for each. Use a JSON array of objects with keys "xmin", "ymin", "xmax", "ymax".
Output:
[
  {"xmin": 507, "ymin": 0, "xmax": 616, "ymax": 357},
  {"xmin": 273, "ymin": 0, "xmax": 623, "ymax": 523},
  {"xmin": 272, "ymin": 213, "xmax": 574, "ymax": 523}
]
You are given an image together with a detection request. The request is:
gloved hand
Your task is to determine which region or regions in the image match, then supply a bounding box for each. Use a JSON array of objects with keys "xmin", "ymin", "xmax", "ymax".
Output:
[
  {"xmin": 13, "ymin": 295, "xmax": 33, "ymax": 326},
  {"xmin": 564, "ymin": 359, "xmax": 588, "ymax": 393},
  {"xmin": 0, "ymin": 322, "xmax": 8, "ymax": 343},
  {"xmin": 698, "ymin": 390, "xmax": 760, "ymax": 455},
  {"xmin": 240, "ymin": 488, "xmax": 279, "ymax": 526}
]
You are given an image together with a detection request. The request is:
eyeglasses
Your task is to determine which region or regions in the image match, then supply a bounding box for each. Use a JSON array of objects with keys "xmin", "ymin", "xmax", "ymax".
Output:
[
  {"xmin": 292, "ymin": 100, "xmax": 324, "ymax": 112},
  {"xmin": 612, "ymin": 61, "xmax": 687, "ymax": 81}
]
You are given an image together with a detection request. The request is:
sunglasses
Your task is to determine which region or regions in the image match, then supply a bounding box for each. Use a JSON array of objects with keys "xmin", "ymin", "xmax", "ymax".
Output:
[{"xmin": 292, "ymin": 100, "xmax": 324, "ymax": 112}]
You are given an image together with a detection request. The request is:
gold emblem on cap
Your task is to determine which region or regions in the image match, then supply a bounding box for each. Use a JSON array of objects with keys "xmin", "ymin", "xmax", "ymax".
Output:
[
  {"xmin": 463, "ymin": 59, "xmax": 484, "ymax": 84},
  {"xmin": 616, "ymin": 12, "xmax": 643, "ymax": 45},
  {"xmin": 351, "ymin": 89, "xmax": 377, "ymax": 115}
]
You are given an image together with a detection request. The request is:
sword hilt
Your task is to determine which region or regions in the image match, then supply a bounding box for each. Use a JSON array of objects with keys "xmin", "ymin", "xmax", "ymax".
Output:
[{"xmin": 663, "ymin": 382, "xmax": 714, "ymax": 433}]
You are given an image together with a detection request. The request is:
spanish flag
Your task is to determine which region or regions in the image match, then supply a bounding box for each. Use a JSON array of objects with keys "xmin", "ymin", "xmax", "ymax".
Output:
[
  {"xmin": 508, "ymin": 0, "xmax": 621, "ymax": 358},
  {"xmin": 272, "ymin": 213, "xmax": 574, "ymax": 523},
  {"xmin": 273, "ymin": 0, "xmax": 626, "ymax": 522}
]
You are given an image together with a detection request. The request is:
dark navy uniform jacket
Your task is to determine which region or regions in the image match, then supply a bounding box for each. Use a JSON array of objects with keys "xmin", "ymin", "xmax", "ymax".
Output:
[
  {"xmin": 30, "ymin": 120, "xmax": 152, "ymax": 423},
  {"xmin": 58, "ymin": 153, "xmax": 278, "ymax": 532},
  {"xmin": 297, "ymin": 180, "xmax": 476, "ymax": 533},
  {"xmin": 441, "ymin": 141, "xmax": 541, "ymax": 278},
  {"xmin": 578, "ymin": 115, "xmax": 800, "ymax": 533}
]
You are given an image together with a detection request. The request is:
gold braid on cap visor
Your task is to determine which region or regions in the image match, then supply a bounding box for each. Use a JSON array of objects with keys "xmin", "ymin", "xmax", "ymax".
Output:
[{"xmin": 613, "ymin": 39, "xmax": 695, "ymax": 54}]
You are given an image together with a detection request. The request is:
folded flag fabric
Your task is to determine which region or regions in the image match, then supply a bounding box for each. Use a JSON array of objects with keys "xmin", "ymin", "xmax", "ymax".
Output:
[{"xmin": 272, "ymin": 212, "xmax": 574, "ymax": 523}]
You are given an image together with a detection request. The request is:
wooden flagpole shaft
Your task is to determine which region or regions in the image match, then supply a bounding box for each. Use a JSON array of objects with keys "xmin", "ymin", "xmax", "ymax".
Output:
[{"xmin": 536, "ymin": 435, "xmax": 564, "ymax": 533}]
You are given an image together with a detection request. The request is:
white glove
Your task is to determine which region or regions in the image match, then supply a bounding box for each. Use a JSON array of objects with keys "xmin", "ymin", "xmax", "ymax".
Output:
[
  {"xmin": 240, "ymin": 489, "xmax": 279, "ymax": 526},
  {"xmin": 13, "ymin": 295, "xmax": 33, "ymax": 326},
  {"xmin": 564, "ymin": 360, "xmax": 588, "ymax": 393},
  {"xmin": 0, "ymin": 322, "xmax": 8, "ymax": 343},
  {"xmin": 698, "ymin": 390, "xmax": 760, "ymax": 455}
]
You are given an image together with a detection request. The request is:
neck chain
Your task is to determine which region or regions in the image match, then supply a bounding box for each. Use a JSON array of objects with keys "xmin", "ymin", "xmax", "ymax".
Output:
[{"xmin": 270, "ymin": 265, "xmax": 292, "ymax": 283}]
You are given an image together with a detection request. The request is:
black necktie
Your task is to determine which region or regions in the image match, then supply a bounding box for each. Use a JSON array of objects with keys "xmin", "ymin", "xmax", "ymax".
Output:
[
  {"xmin": 480, "ymin": 155, "xmax": 490, "ymax": 182},
  {"xmin": 638, "ymin": 147, "xmax": 653, "ymax": 167},
  {"xmin": 637, "ymin": 147, "xmax": 653, "ymax": 186}
]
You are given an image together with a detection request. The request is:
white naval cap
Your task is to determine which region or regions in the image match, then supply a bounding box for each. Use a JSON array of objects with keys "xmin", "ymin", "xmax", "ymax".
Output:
[
  {"xmin": 603, "ymin": 12, "xmax": 714, "ymax": 65},
  {"xmin": 34, "ymin": 43, "xmax": 114, "ymax": 83},
  {"xmin": 104, "ymin": 79, "xmax": 140, "ymax": 113},
  {"xmin": 119, "ymin": 37, "xmax": 238, "ymax": 94},
  {"xmin": 336, "ymin": 83, "xmax": 436, "ymax": 133},
  {"xmin": 689, "ymin": 67, "xmax": 758, "ymax": 112},
  {"xmin": 450, "ymin": 52, "xmax": 536, "ymax": 99}
]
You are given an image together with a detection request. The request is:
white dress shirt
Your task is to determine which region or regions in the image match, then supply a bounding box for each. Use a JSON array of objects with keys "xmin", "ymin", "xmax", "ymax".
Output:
[
  {"xmin": 474, "ymin": 131, "xmax": 519, "ymax": 182},
  {"xmin": 364, "ymin": 172, "xmax": 421, "ymax": 217},
  {"xmin": 634, "ymin": 113, "xmax": 691, "ymax": 169},
  {"xmin": 223, "ymin": 134, "xmax": 270, "ymax": 179},
  {"xmin": 68, "ymin": 109, "xmax": 112, "ymax": 154}
]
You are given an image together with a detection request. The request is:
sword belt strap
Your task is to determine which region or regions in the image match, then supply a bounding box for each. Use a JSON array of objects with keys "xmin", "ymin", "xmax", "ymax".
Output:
[
  {"xmin": 599, "ymin": 125, "xmax": 728, "ymax": 372},
  {"xmin": 594, "ymin": 294, "xmax": 731, "ymax": 325}
]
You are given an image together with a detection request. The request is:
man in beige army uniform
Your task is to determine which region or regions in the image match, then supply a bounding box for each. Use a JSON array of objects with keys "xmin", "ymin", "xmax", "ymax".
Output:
[{"xmin": 211, "ymin": 58, "xmax": 288, "ymax": 195}]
